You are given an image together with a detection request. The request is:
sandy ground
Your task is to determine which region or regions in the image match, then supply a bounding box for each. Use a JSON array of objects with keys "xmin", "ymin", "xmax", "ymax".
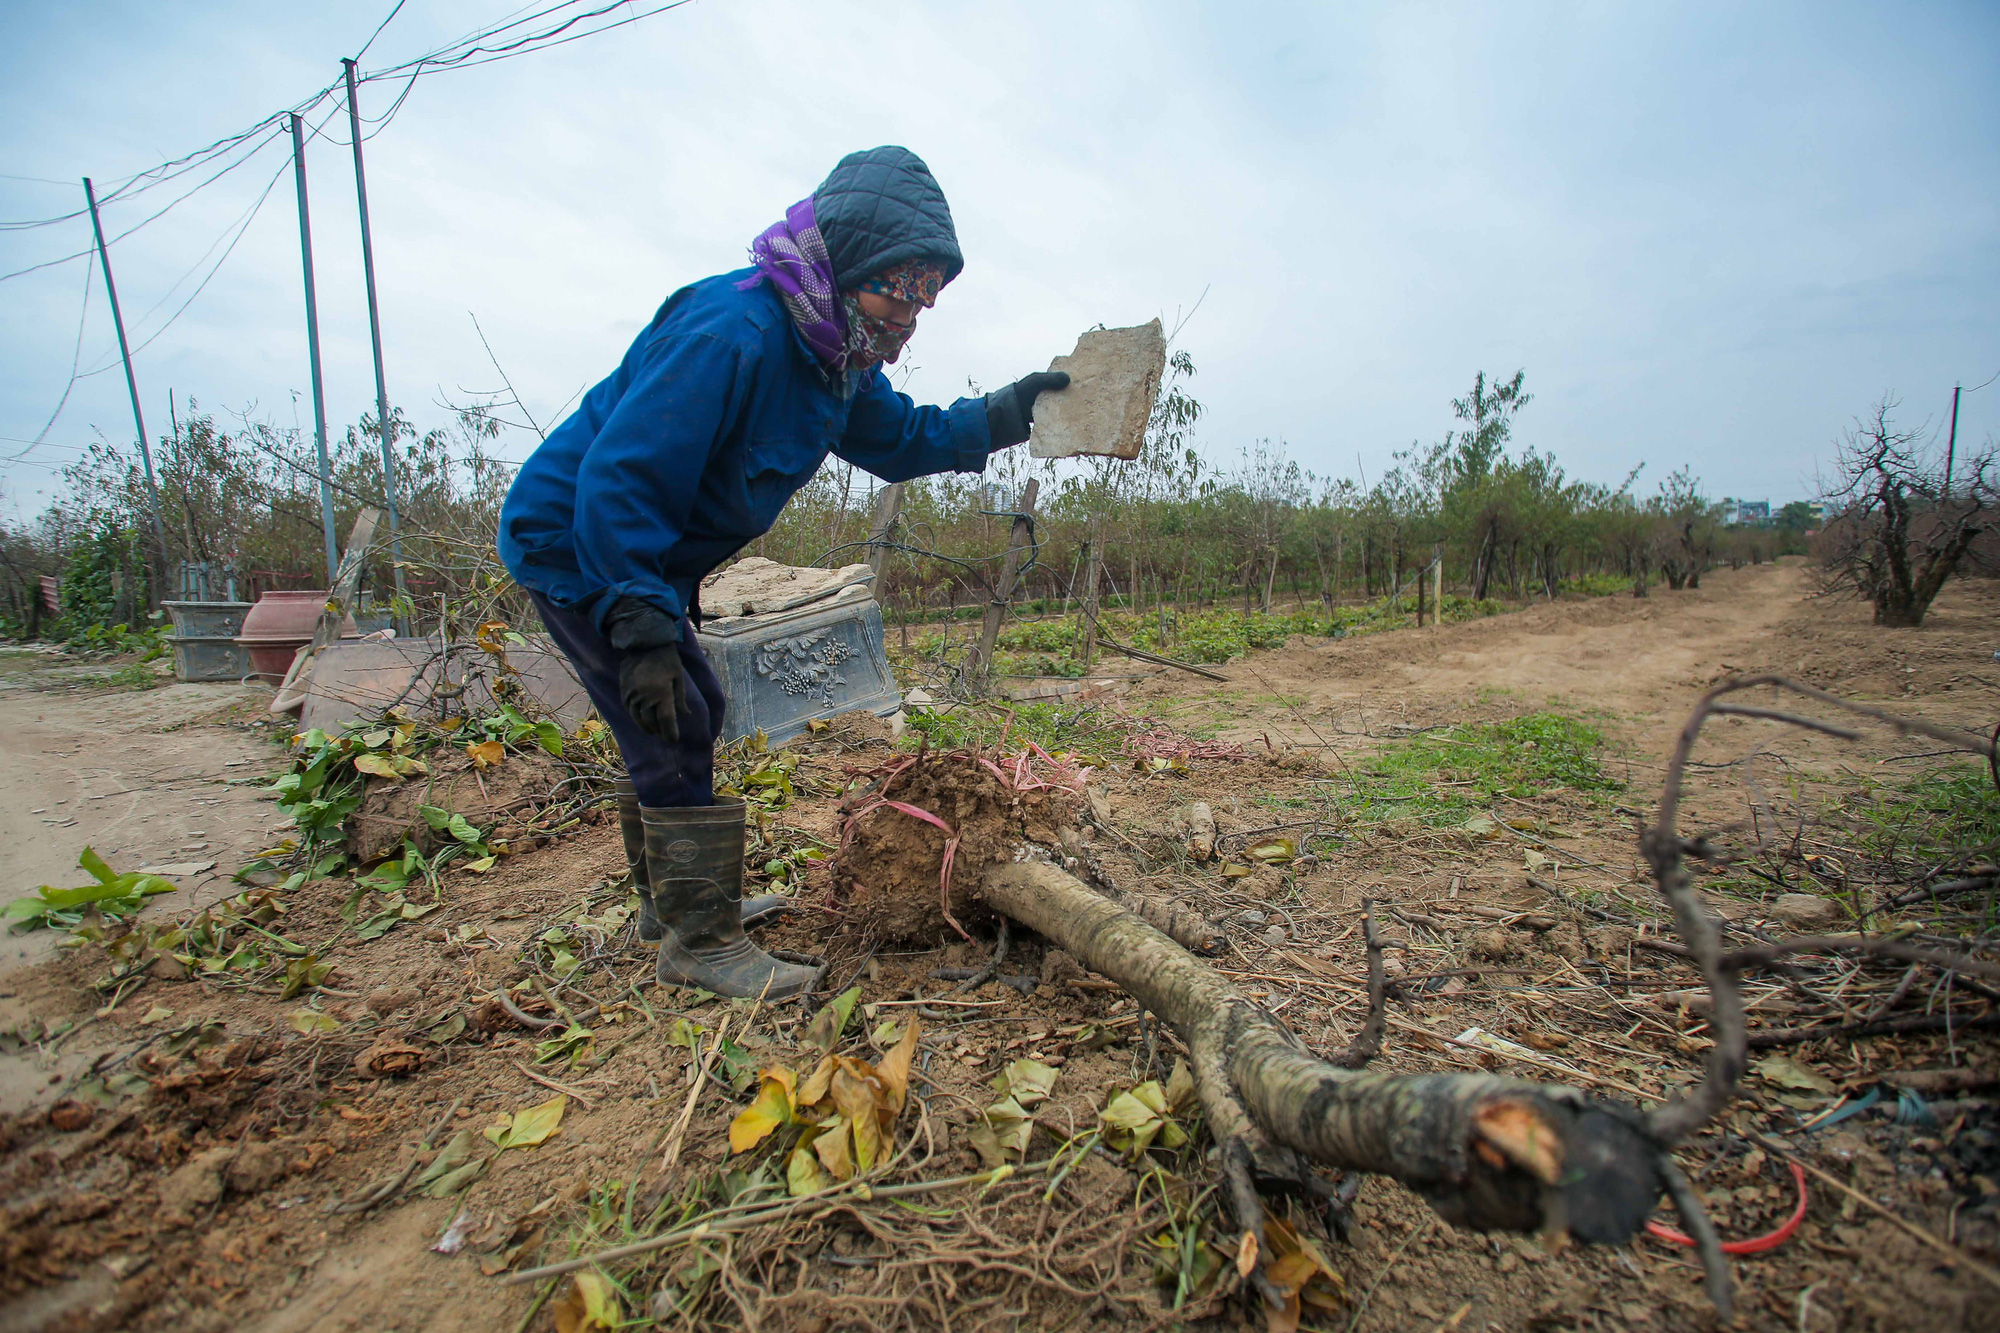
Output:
[
  {"xmin": 0, "ymin": 659, "xmax": 284, "ymax": 986},
  {"xmin": 3, "ymin": 561, "xmax": 1997, "ymax": 1333}
]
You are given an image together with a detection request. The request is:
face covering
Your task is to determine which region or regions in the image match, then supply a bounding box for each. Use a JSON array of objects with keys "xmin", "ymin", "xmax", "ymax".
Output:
[{"xmin": 741, "ymin": 203, "xmax": 950, "ymax": 375}]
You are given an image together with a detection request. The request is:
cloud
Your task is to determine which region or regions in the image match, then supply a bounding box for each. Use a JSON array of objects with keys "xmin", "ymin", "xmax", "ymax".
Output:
[{"xmin": 1, "ymin": 0, "xmax": 1994, "ymax": 519}]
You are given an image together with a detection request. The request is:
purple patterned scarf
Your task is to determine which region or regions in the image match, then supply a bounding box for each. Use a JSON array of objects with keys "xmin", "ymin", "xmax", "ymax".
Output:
[{"xmin": 738, "ymin": 196, "xmax": 849, "ymax": 368}]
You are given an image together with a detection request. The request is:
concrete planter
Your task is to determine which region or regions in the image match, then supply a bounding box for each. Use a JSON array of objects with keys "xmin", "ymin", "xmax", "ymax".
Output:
[
  {"xmin": 161, "ymin": 600, "xmax": 253, "ymax": 682},
  {"xmin": 696, "ymin": 590, "xmax": 902, "ymax": 746}
]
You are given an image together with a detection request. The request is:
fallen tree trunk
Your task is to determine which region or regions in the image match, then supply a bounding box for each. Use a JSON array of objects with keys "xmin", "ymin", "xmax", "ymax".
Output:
[{"xmin": 983, "ymin": 858, "xmax": 1665, "ymax": 1248}]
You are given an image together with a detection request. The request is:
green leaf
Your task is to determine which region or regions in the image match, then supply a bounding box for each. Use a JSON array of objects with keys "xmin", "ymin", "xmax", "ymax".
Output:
[
  {"xmin": 804, "ymin": 986, "xmax": 862, "ymax": 1054},
  {"xmin": 419, "ymin": 804, "xmax": 452, "ymax": 832},
  {"xmin": 532, "ymin": 721, "xmax": 563, "ymax": 757},
  {"xmin": 289, "ymin": 1008, "xmax": 341, "ymax": 1034},
  {"xmin": 445, "ymin": 814, "xmax": 484, "ymax": 845},
  {"xmin": 77, "ymin": 847, "xmax": 117, "ymax": 885}
]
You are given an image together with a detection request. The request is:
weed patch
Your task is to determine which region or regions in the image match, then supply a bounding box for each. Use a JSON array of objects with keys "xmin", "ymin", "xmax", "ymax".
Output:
[{"xmin": 1329, "ymin": 712, "xmax": 1621, "ymax": 826}]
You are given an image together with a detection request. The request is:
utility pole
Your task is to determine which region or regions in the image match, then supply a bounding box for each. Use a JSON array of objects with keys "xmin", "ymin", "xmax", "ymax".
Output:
[
  {"xmin": 289, "ymin": 113, "xmax": 340, "ymax": 585},
  {"xmin": 81, "ymin": 177, "xmax": 169, "ymax": 579},
  {"xmin": 343, "ymin": 58, "xmax": 408, "ymax": 616},
  {"xmin": 1944, "ymin": 383, "xmax": 1962, "ymax": 500}
]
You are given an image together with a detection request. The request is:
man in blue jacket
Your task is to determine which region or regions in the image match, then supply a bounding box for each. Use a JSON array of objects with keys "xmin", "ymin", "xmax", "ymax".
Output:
[{"xmin": 500, "ymin": 146, "xmax": 1066, "ymax": 1000}]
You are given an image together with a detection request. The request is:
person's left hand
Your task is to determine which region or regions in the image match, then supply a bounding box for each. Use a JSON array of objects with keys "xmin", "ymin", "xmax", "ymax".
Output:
[{"xmin": 984, "ymin": 370, "xmax": 1071, "ymax": 448}]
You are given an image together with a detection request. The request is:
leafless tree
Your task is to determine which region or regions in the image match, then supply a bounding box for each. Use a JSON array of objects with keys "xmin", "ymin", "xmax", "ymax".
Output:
[{"xmin": 1817, "ymin": 395, "xmax": 1993, "ymax": 627}]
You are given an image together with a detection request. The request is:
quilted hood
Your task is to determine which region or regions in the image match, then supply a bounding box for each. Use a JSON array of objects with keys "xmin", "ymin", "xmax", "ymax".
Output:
[{"xmin": 812, "ymin": 146, "xmax": 963, "ymax": 291}]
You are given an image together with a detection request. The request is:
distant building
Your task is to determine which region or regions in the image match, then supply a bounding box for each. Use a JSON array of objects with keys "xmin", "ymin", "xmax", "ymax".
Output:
[{"xmin": 1720, "ymin": 499, "xmax": 1771, "ymax": 526}]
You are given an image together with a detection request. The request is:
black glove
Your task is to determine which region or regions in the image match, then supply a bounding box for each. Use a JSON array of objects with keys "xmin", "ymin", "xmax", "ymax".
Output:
[
  {"xmin": 603, "ymin": 596, "xmax": 688, "ymax": 742},
  {"xmin": 984, "ymin": 370, "xmax": 1071, "ymax": 448},
  {"xmin": 619, "ymin": 642, "xmax": 687, "ymax": 741}
]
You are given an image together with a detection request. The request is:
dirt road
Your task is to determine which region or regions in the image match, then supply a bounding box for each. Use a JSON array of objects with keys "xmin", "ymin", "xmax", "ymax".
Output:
[
  {"xmin": 0, "ymin": 667, "xmax": 283, "ymax": 981},
  {"xmin": 2, "ymin": 564, "xmax": 1996, "ymax": 1333}
]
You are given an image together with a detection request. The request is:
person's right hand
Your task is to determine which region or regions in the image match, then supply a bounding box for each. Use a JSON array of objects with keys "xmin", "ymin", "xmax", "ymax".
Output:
[{"xmin": 619, "ymin": 642, "xmax": 687, "ymax": 741}]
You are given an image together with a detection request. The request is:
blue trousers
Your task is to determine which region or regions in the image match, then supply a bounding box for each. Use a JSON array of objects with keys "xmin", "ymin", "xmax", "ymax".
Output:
[{"xmin": 529, "ymin": 592, "xmax": 725, "ymax": 807}]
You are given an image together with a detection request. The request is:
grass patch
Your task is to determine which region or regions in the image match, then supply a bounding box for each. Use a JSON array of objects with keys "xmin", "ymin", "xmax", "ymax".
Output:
[
  {"xmin": 1329, "ymin": 712, "xmax": 1622, "ymax": 827},
  {"xmin": 1841, "ymin": 764, "xmax": 2000, "ymax": 873},
  {"xmin": 902, "ymin": 701, "xmax": 1140, "ymax": 760}
]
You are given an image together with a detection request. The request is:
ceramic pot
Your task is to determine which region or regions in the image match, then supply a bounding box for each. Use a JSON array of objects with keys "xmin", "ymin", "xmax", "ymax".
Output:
[{"xmin": 235, "ymin": 590, "xmax": 357, "ymax": 682}]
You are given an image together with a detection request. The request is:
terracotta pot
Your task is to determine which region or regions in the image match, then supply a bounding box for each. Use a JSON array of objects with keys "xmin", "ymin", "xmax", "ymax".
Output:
[{"xmin": 235, "ymin": 590, "xmax": 357, "ymax": 683}]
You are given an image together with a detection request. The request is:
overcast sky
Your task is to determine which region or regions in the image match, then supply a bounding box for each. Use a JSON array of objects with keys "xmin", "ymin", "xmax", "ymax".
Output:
[{"xmin": 2, "ymin": 1, "xmax": 1995, "ymax": 522}]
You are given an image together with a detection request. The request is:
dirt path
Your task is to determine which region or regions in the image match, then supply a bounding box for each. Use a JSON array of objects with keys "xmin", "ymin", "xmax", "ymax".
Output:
[
  {"xmin": 4, "ymin": 569, "xmax": 1996, "ymax": 1333},
  {"xmin": 1145, "ymin": 562, "xmax": 1805, "ymax": 753},
  {"xmin": 0, "ymin": 668, "xmax": 284, "ymax": 985}
]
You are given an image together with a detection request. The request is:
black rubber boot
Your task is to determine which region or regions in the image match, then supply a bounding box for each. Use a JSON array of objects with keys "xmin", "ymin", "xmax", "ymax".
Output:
[
  {"xmin": 621, "ymin": 780, "xmax": 789, "ymax": 938},
  {"xmin": 615, "ymin": 780, "xmax": 663, "ymax": 941},
  {"xmin": 644, "ymin": 798, "xmax": 818, "ymax": 999}
]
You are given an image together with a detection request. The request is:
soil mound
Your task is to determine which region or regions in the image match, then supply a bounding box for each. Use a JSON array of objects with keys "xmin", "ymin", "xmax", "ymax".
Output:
[{"xmin": 838, "ymin": 751, "xmax": 1079, "ymax": 943}]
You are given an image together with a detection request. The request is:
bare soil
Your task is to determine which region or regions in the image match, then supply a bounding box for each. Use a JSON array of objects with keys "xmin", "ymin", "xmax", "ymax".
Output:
[{"xmin": 2, "ymin": 561, "xmax": 1996, "ymax": 1333}]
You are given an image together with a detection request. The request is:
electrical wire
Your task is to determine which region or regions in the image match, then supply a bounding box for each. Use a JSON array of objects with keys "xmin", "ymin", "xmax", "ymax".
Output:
[
  {"xmin": 8, "ymin": 253, "xmax": 95, "ymax": 464},
  {"xmin": 0, "ymin": 0, "xmax": 661, "ymax": 230},
  {"xmin": 353, "ymin": 0, "xmax": 408, "ymax": 62}
]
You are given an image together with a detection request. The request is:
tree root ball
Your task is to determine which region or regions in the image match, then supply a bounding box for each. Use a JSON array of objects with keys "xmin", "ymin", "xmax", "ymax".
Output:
[{"xmin": 838, "ymin": 752, "xmax": 1078, "ymax": 944}]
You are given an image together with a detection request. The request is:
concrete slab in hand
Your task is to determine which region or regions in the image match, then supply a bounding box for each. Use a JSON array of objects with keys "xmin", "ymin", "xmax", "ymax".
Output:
[{"xmin": 1028, "ymin": 318, "xmax": 1166, "ymax": 460}]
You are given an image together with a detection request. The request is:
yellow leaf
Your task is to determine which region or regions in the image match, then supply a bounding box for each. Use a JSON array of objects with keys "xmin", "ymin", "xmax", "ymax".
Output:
[
  {"xmin": 552, "ymin": 1271, "xmax": 621, "ymax": 1333},
  {"xmin": 729, "ymin": 1076, "xmax": 793, "ymax": 1153},
  {"xmin": 1246, "ymin": 835, "xmax": 1297, "ymax": 865},
  {"xmin": 812, "ymin": 1114, "xmax": 853, "ymax": 1180},
  {"xmin": 796, "ymin": 1054, "xmax": 837, "ymax": 1109},
  {"xmin": 484, "ymin": 1093, "xmax": 566, "ymax": 1150},
  {"xmin": 288, "ymin": 1008, "xmax": 340, "ymax": 1034},
  {"xmin": 830, "ymin": 1060, "xmax": 888, "ymax": 1171},
  {"xmin": 353, "ymin": 753, "xmax": 402, "ymax": 780},
  {"xmin": 466, "ymin": 740, "xmax": 505, "ymax": 769},
  {"xmin": 1221, "ymin": 861, "xmax": 1253, "ymax": 879},
  {"xmin": 762, "ymin": 1064, "xmax": 799, "ymax": 1100},
  {"xmin": 873, "ymin": 1017, "xmax": 921, "ymax": 1116},
  {"xmin": 786, "ymin": 1145, "xmax": 824, "ymax": 1196}
]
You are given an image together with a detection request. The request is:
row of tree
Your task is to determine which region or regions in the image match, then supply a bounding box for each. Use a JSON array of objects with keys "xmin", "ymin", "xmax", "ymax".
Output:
[
  {"xmin": 2, "ymin": 365, "xmax": 1984, "ymax": 646},
  {"xmin": 754, "ymin": 365, "xmax": 1807, "ymax": 633}
]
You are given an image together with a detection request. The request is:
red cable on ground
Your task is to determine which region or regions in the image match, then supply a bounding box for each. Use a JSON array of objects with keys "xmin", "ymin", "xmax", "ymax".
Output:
[{"xmin": 1645, "ymin": 1162, "xmax": 1809, "ymax": 1255}]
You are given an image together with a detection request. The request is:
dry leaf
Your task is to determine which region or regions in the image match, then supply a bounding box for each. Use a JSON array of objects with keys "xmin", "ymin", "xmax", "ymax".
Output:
[
  {"xmin": 551, "ymin": 1271, "xmax": 621, "ymax": 1333},
  {"xmin": 1235, "ymin": 1229, "xmax": 1259, "ymax": 1277},
  {"xmin": 873, "ymin": 1018, "xmax": 921, "ymax": 1115},
  {"xmin": 797, "ymin": 1055, "xmax": 837, "ymax": 1108},
  {"xmin": 729, "ymin": 1076, "xmax": 795, "ymax": 1153},
  {"xmin": 354, "ymin": 753, "xmax": 403, "ymax": 781},
  {"xmin": 484, "ymin": 1093, "xmax": 566, "ymax": 1150},
  {"xmin": 812, "ymin": 1113, "xmax": 854, "ymax": 1179},
  {"xmin": 1754, "ymin": 1052, "xmax": 1836, "ymax": 1095},
  {"xmin": 466, "ymin": 740, "xmax": 505, "ymax": 770}
]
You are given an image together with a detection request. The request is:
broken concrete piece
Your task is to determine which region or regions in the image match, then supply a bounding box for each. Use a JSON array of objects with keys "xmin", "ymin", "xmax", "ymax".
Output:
[
  {"xmin": 699, "ymin": 556, "xmax": 875, "ymax": 619},
  {"xmin": 137, "ymin": 860, "xmax": 217, "ymax": 878},
  {"xmin": 1771, "ymin": 893, "xmax": 1843, "ymax": 931},
  {"xmin": 1028, "ymin": 319, "xmax": 1167, "ymax": 460},
  {"xmin": 292, "ymin": 635, "xmax": 593, "ymax": 736}
]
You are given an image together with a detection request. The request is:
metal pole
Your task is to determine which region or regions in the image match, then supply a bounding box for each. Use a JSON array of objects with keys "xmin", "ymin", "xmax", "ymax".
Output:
[
  {"xmin": 1944, "ymin": 383, "xmax": 1961, "ymax": 500},
  {"xmin": 343, "ymin": 59, "xmax": 407, "ymax": 616},
  {"xmin": 289, "ymin": 113, "xmax": 340, "ymax": 585},
  {"xmin": 81, "ymin": 177, "xmax": 169, "ymax": 574}
]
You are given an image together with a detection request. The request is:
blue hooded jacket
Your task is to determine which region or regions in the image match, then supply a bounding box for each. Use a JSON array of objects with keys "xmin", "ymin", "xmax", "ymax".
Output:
[{"xmin": 499, "ymin": 148, "xmax": 994, "ymax": 643}]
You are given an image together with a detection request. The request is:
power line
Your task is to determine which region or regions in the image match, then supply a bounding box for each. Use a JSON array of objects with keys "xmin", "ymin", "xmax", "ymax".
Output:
[{"xmin": 353, "ymin": 0, "xmax": 408, "ymax": 62}]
